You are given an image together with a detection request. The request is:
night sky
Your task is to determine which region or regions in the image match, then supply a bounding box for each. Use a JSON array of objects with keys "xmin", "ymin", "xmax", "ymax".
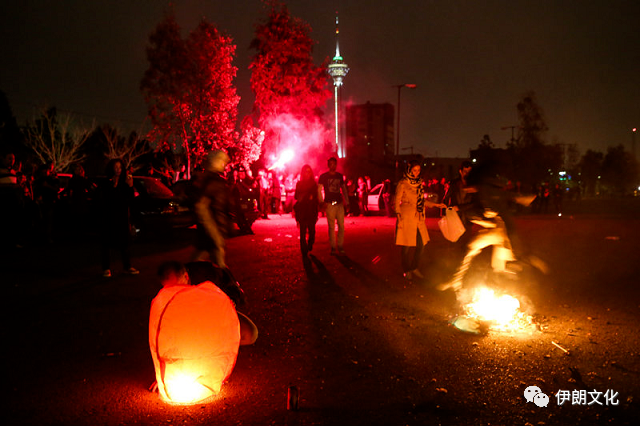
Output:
[{"xmin": 1, "ymin": 0, "xmax": 638, "ymax": 158}]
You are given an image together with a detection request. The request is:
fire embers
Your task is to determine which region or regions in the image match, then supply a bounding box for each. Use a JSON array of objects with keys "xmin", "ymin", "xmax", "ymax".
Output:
[{"xmin": 451, "ymin": 286, "xmax": 535, "ymax": 335}]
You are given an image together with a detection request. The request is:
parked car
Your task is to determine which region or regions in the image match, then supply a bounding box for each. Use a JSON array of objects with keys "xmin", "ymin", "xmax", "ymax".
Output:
[
  {"xmin": 91, "ymin": 176, "xmax": 195, "ymax": 235},
  {"xmin": 367, "ymin": 183, "xmax": 388, "ymax": 212}
]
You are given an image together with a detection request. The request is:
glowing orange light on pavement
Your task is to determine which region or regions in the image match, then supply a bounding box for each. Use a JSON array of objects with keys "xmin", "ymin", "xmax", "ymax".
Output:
[
  {"xmin": 163, "ymin": 371, "xmax": 212, "ymax": 404},
  {"xmin": 459, "ymin": 286, "xmax": 534, "ymax": 333}
]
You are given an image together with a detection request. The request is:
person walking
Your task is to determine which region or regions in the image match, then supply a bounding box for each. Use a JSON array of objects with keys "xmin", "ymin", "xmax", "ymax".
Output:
[
  {"xmin": 442, "ymin": 160, "xmax": 476, "ymax": 254},
  {"xmin": 192, "ymin": 150, "xmax": 232, "ymax": 268},
  {"xmin": 318, "ymin": 157, "xmax": 349, "ymax": 255},
  {"xmin": 294, "ymin": 164, "xmax": 319, "ymax": 256},
  {"xmin": 395, "ymin": 160, "xmax": 445, "ymax": 280}
]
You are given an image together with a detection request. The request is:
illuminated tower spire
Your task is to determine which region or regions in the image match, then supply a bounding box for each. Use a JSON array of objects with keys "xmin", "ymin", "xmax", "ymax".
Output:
[{"xmin": 327, "ymin": 12, "xmax": 349, "ymax": 158}]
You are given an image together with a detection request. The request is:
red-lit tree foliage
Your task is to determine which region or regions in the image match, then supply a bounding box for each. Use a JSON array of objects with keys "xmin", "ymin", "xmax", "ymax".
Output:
[
  {"xmin": 141, "ymin": 11, "xmax": 239, "ymax": 176},
  {"xmin": 231, "ymin": 116, "xmax": 264, "ymax": 170},
  {"xmin": 249, "ymin": 1, "xmax": 331, "ymax": 156}
]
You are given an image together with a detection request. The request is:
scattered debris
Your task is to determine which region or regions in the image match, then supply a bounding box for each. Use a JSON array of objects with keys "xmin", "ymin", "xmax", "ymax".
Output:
[{"xmin": 551, "ymin": 341, "xmax": 570, "ymax": 355}]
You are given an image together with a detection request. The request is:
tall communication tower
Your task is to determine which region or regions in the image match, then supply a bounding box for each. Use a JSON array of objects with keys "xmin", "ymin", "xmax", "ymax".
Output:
[{"xmin": 327, "ymin": 13, "xmax": 349, "ymax": 158}]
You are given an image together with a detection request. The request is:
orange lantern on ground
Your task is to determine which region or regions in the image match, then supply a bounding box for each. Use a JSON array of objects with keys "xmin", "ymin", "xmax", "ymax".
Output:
[{"xmin": 149, "ymin": 281, "xmax": 240, "ymax": 404}]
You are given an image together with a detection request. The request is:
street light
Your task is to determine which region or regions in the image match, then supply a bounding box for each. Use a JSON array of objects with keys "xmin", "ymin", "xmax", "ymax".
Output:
[
  {"xmin": 633, "ymin": 127, "xmax": 637, "ymax": 162},
  {"xmin": 394, "ymin": 83, "xmax": 417, "ymax": 157}
]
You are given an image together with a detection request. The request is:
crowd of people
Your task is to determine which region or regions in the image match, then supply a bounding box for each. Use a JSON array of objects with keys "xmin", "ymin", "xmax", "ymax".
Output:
[{"xmin": 2, "ymin": 148, "xmax": 568, "ymax": 283}]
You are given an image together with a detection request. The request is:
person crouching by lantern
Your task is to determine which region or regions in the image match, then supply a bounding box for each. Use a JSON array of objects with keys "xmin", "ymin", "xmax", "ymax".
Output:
[
  {"xmin": 294, "ymin": 164, "xmax": 319, "ymax": 256},
  {"xmin": 149, "ymin": 261, "xmax": 258, "ymax": 404},
  {"xmin": 191, "ymin": 150, "xmax": 231, "ymax": 268},
  {"xmin": 394, "ymin": 160, "xmax": 446, "ymax": 281}
]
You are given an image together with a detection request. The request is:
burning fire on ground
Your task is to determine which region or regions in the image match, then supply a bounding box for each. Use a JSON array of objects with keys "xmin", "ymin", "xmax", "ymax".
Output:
[{"xmin": 452, "ymin": 285, "xmax": 536, "ymax": 335}]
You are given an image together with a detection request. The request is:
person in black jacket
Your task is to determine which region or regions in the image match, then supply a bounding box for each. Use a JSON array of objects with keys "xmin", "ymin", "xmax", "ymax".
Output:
[
  {"xmin": 294, "ymin": 164, "xmax": 319, "ymax": 256},
  {"xmin": 99, "ymin": 159, "xmax": 137, "ymax": 277},
  {"xmin": 192, "ymin": 150, "xmax": 231, "ymax": 268}
]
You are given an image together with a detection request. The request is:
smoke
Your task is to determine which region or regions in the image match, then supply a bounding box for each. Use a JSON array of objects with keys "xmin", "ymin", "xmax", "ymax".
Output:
[{"xmin": 262, "ymin": 112, "xmax": 333, "ymax": 174}]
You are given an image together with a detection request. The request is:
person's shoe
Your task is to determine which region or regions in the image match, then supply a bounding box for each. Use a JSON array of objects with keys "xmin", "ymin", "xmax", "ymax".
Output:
[
  {"xmin": 338, "ymin": 247, "xmax": 346, "ymax": 255},
  {"xmin": 125, "ymin": 267, "xmax": 140, "ymax": 275},
  {"xmin": 330, "ymin": 248, "xmax": 337, "ymax": 255},
  {"xmin": 102, "ymin": 269, "xmax": 112, "ymax": 278},
  {"xmin": 412, "ymin": 268, "xmax": 424, "ymax": 279}
]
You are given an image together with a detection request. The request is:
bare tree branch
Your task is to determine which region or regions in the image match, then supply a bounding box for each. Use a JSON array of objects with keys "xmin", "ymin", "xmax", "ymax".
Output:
[{"xmin": 24, "ymin": 108, "xmax": 93, "ymax": 171}]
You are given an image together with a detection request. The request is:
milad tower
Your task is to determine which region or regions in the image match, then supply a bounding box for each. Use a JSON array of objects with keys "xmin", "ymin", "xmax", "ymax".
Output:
[{"xmin": 327, "ymin": 13, "xmax": 349, "ymax": 158}]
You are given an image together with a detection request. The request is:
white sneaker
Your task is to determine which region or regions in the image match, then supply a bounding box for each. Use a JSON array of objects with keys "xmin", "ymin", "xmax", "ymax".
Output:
[{"xmin": 125, "ymin": 267, "xmax": 139, "ymax": 275}]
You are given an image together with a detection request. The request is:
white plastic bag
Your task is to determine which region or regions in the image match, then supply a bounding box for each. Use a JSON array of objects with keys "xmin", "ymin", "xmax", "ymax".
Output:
[{"xmin": 438, "ymin": 207, "xmax": 466, "ymax": 242}]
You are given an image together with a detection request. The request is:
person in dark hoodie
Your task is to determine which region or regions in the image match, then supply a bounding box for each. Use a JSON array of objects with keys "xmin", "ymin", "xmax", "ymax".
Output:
[{"xmin": 191, "ymin": 150, "xmax": 231, "ymax": 268}]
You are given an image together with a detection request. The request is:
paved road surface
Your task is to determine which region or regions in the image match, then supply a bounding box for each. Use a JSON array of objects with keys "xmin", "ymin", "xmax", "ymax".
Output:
[{"xmin": 6, "ymin": 200, "xmax": 640, "ymax": 425}]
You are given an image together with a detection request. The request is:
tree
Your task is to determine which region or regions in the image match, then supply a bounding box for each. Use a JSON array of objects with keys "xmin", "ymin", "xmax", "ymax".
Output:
[
  {"xmin": 249, "ymin": 1, "xmax": 331, "ymax": 157},
  {"xmin": 141, "ymin": 11, "xmax": 239, "ymax": 177},
  {"xmin": 578, "ymin": 149, "xmax": 603, "ymax": 196},
  {"xmin": 23, "ymin": 107, "xmax": 93, "ymax": 171},
  {"xmin": 508, "ymin": 91, "xmax": 562, "ymax": 186},
  {"xmin": 601, "ymin": 144, "xmax": 638, "ymax": 196},
  {"xmin": 0, "ymin": 90, "xmax": 24, "ymax": 156},
  {"xmin": 231, "ymin": 116, "xmax": 264, "ymax": 170},
  {"xmin": 101, "ymin": 125, "xmax": 152, "ymax": 172}
]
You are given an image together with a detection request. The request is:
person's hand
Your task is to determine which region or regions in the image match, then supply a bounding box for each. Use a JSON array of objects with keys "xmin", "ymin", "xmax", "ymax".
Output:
[
  {"xmin": 126, "ymin": 174, "xmax": 134, "ymax": 187},
  {"xmin": 396, "ymin": 213, "xmax": 402, "ymax": 221},
  {"xmin": 437, "ymin": 203, "xmax": 447, "ymax": 209}
]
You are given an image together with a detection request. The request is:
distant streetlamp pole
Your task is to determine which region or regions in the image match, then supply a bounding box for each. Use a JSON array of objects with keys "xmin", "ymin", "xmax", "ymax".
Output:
[
  {"xmin": 501, "ymin": 125, "xmax": 518, "ymax": 144},
  {"xmin": 394, "ymin": 83, "xmax": 417, "ymax": 157},
  {"xmin": 633, "ymin": 127, "xmax": 637, "ymax": 162}
]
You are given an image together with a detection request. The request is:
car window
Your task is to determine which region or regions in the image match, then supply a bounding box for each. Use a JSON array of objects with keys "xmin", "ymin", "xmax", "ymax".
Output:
[{"xmin": 135, "ymin": 178, "xmax": 174, "ymax": 198}]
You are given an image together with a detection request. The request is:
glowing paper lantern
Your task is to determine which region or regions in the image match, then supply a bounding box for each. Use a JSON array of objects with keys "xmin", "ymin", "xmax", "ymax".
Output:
[{"xmin": 149, "ymin": 281, "xmax": 240, "ymax": 404}]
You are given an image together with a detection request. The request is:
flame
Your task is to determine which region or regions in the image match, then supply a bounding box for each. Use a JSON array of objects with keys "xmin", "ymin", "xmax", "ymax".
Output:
[
  {"xmin": 163, "ymin": 371, "xmax": 214, "ymax": 405},
  {"xmin": 269, "ymin": 148, "xmax": 295, "ymax": 170},
  {"xmin": 459, "ymin": 286, "xmax": 533, "ymax": 333}
]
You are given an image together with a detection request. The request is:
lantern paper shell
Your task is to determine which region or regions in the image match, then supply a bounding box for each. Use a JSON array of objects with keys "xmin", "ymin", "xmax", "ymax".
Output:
[{"xmin": 149, "ymin": 281, "xmax": 240, "ymax": 404}]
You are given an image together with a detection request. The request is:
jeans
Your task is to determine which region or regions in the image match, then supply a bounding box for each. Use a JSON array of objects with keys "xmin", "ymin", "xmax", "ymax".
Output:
[
  {"xmin": 325, "ymin": 203, "xmax": 345, "ymax": 249},
  {"xmin": 401, "ymin": 230, "xmax": 424, "ymax": 273}
]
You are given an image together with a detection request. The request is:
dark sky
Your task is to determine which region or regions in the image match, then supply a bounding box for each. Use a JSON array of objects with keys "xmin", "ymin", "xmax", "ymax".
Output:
[{"xmin": 1, "ymin": 0, "xmax": 638, "ymax": 158}]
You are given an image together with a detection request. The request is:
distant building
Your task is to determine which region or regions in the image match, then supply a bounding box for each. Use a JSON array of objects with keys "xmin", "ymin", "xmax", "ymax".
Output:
[{"xmin": 344, "ymin": 102, "xmax": 395, "ymax": 182}]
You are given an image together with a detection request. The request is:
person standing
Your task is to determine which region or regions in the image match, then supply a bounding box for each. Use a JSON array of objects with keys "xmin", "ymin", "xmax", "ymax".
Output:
[
  {"xmin": 442, "ymin": 160, "xmax": 476, "ymax": 251},
  {"xmin": 98, "ymin": 159, "xmax": 138, "ymax": 277},
  {"xmin": 294, "ymin": 164, "xmax": 319, "ymax": 256},
  {"xmin": 257, "ymin": 169, "xmax": 270, "ymax": 219},
  {"xmin": 395, "ymin": 160, "xmax": 445, "ymax": 280},
  {"xmin": 192, "ymin": 150, "xmax": 232, "ymax": 268},
  {"xmin": 231, "ymin": 165, "xmax": 255, "ymax": 235},
  {"xmin": 318, "ymin": 157, "xmax": 349, "ymax": 255},
  {"xmin": 357, "ymin": 177, "xmax": 369, "ymax": 215}
]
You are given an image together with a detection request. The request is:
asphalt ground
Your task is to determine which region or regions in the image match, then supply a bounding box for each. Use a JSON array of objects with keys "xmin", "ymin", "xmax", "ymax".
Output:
[{"xmin": 4, "ymin": 198, "xmax": 640, "ymax": 426}]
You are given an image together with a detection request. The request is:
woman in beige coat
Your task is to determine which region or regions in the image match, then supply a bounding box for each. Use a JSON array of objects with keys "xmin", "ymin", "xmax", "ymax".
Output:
[{"xmin": 395, "ymin": 160, "xmax": 446, "ymax": 280}]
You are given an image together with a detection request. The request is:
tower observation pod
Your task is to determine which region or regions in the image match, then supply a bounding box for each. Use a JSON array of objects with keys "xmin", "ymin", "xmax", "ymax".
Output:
[{"xmin": 327, "ymin": 13, "xmax": 349, "ymax": 158}]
